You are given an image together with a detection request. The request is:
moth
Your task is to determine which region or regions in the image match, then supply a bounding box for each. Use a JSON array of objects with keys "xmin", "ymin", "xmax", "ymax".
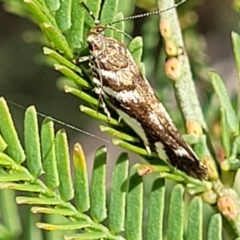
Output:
[{"xmin": 80, "ymin": 1, "xmax": 207, "ymax": 180}]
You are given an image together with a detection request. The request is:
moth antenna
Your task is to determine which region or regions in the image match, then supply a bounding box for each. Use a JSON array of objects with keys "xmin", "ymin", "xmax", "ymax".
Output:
[
  {"xmin": 110, "ymin": 0, "xmax": 186, "ymax": 26},
  {"xmin": 7, "ymin": 100, "xmax": 111, "ymax": 144},
  {"xmin": 106, "ymin": 25, "xmax": 132, "ymax": 40}
]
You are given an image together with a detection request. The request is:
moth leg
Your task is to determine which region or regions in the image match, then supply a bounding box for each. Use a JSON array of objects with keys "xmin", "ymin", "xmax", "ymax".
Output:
[
  {"xmin": 100, "ymin": 99, "xmax": 111, "ymax": 120},
  {"xmin": 72, "ymin": 54, "xmax": 91, "ymax": 64},
  {"xmin": 76, "ymin": 56, "xmax": 110, "ymax": 119},
  {"xmin": 78, "ymin": 55, "xmax": 91, "ymax": 63},
  {"xmin": 93, "ymin": 77, "xmax": 111, "ymax": 121},
  {"xmin": 85, "ymin": 52, "xmax": 112, "ymax": 120}
]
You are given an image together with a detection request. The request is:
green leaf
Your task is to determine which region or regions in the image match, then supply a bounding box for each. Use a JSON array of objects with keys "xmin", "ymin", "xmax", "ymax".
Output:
[
  {"xmin": 0, "ymin": 189, "xmax": 21, "ymax": 236},
  {"xmin": 232, "ymin": 31, "xmax": 240, "ymax": 75},
  {"xmin": 109, "ymin": 153, "xmax": 129, "ymax": 233},
  {"xmin": 85, "ymin": 0, "xmax": 101, "ymax": 21},
  {"xmin": 16, "ymin": 196, "xmax": 62, "ymax": 205},
  {"xmin": 220, "ymin": 107, "xmax": 231, "ymax": 158},
  {"xmin": 232, "ymin": 135, "xmax": 240, "ymax": 160},
  {"xmin": 126, "ymin": 164, "xmax": 143, "ymax": 240},
  {"xmin": 54, "ymin": 64, "xmax": 91, "ymax": 88},
  {"xmin": 64, "ymin": 232, "xmax": 107, "ymax": 240},
  {"xmin": 24, "ymin": 0, "xmax": 57, "ymax": 26},
  {"xmin": 65, "ymin": 86, "xmax": 98, "ymax": 106},
  {"xmin": 0, "ymin": 225, "xmax": 14, "ymax": 240},
  {"xmin": 100, "ymin": 0, "xmax": 120, "ymax": 37},
  {"xmin": 44, "ymin": 0, "xmax": 60, "ymax": 12},
  {"xmin": 0, "ymin": 153, "xmax": 15, "ymax": 166},
  {"xmin": 66, "ymin": 0, "xmax": 85, "ymax": 49},
  {"xmin": 55, "ymin": 129, "xmax": 74, "ymax": 201},
  {"xmin": 128, "ymin": 37, "xmax": 143, "ymax": 67},
  {"xmin": 0, "ymin": 182, "xmax": 43, "ymax": 192},
  {"xmin": 41, "ymin": 119, "xmax": 59, "ymax": 189},
  {"xmin": 43, "ymin": 214, "xmax": 65, "ymax": 239},
  {"xmin": 232, "ymin": 31, "xmax": 240, "ymax": 122},
  {"xmin": 101, "ymin": 0, "xmax": 119, "ymax": 25},
  {"xmin": 43, "ymin": 47, "xmax": 81, "ymax": 73},
  {"xmin": 99, "ymin": 125, "xmax": 140, "ymax": 143},
  {"xmin": 90, "ymin": 146, "xmax": 107, "ymax": 222},
  {"xmin": 113, "ymin": 12, "xmax": 125, "ymax": 43},
  {"xmin": 167, "ymin": 184, "xmax": 184, "ymax": 240},
  {"xmin": 0, "ymin": 172, "xmax": 32, "ymax": 182},
  {"xmin": 79, "ymin": 105, "xmax": 119, "ymax": 125},
  {"xmin": 0, "ymin": 98, "xmax": 25, "ymax": 164},
  {"xmin": 39, "ymin": 22, "xmax": 73, "ymax": 59},
  {"xmin": 24, "ymin": 106, "xmax": 43, "ymax": 177},
  {"xmin": 187, "ymin": 197, "xmax": 203, "ymax": 240},
  {"xmin": 146, "ymin": 178, "xmax": 165, "ymax": 240},
  {"xmin": 31, "ymin": 206, "xmax": 74, "ymax": 215},
  {"xmin": 73, "ymin": 143, "xmax": 90, "ymax": 212},
  {"xmin": 112, "ymin": 139, "xmax": 151, "ymax": 156},
  {"xmin": 37, "ymin": 222, "xmax": 90, "ymax": 230},
  {"xmin": 0, "ymin": 135, "xmax": 7, "ymax": 152},
  {"xmin": 210, "ymin": 71, "xmax": 239, "ymax": 135},
  {"xmin": 207, "ymin": 213, "xmax": 222, "ymax": 240},
  {"xmin": 55, "ymin": 0, "xmax": 72, "ymax": 31}
]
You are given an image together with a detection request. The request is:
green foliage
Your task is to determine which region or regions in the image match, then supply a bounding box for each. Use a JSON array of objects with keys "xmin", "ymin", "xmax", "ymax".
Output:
[
  {"xmin": 1, "ymin": 0, "xmax": 240, "ymax": 239},
  {"xmin": 0, "ymin": 97, "xmax": 215, "ymax": 240}
]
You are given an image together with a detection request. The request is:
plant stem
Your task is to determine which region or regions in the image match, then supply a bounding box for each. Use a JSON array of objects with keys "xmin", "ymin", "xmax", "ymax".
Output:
[{"xmin": 158, "ymin": 0, "xmax": 207, "ymax": 130}]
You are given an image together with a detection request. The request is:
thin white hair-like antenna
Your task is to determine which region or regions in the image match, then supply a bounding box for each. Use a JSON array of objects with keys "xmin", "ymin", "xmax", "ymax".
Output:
[
  {"xmin": 110, "ymin": 0, "xmax": 186, "ymax": 26},
  {"xmin": 7, "ymin": 100, "xmax": 111, "ymax": 144}
]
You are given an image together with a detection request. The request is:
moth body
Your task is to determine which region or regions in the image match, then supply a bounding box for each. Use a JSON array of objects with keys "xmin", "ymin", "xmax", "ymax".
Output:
[{"xmin": 84, "ymin": 22, "xmax": 207, "ymax": 180}]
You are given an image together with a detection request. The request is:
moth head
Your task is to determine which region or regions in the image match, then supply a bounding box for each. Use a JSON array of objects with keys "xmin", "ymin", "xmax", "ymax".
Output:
[{"xmin": 87, "ymin": 26, "xmax": 107, "ymax": 54}]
